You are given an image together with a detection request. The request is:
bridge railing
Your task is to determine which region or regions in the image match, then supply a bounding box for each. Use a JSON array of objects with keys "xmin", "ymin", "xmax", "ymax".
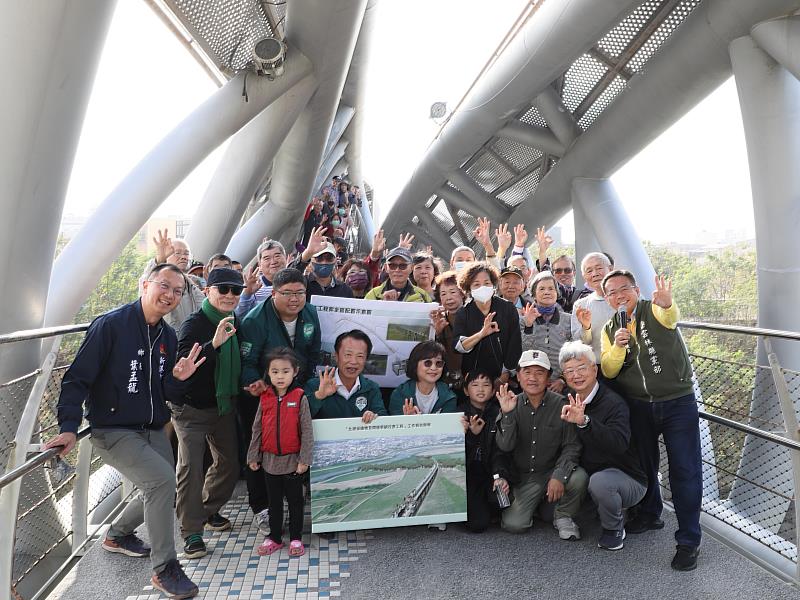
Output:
[
  {"xmin": 0, "ymin": 325, "xmax": 126, "ymax": 600},
  {"xmin": 677, "ymin": 321, "xmax": 800, "ymax": 583}
]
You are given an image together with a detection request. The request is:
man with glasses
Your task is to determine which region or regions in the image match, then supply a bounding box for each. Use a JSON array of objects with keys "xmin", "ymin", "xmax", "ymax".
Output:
[
  {"xmin": 570, "ymin": 253, "xmax": 615, "ymax": 363},
  {"xmin": 364, "ymin": 247, "xmax": 432, "ymax": 302},
  {"xmin": 236, "ymin": 239, "xmax": 288, "ymax": 318},
  {"xmin": 558, "ymin": 341, "xmax": 646, "ymax": 551},
  {"xmin": 550, "ymin": 255, "xmax": 586, "ymax": 314},
  {"xmin": 46, "ymin": 263, "xmax": 205, "ymax": 599},
  {"xmin": 141, "ymin": 229, "xmax": 206, "ymax": 330},
  {"xmin": 600, "ymin": 270, "xmax": 701, "ymax": 571},
  {"xmin": 172, "ymin": 268, "xmax": 245, "ymax": 559},
  {"xmin": 238, "ymin": 268, "xmax": 321, "ymax": 529}
]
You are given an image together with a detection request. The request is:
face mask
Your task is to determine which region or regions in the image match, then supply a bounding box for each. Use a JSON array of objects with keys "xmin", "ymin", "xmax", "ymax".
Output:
[
  {"xmin": 331, "ymin": 219, "xmax": 341, "ymax": 227},
  {"xmin": 346, "ymin": 271, "xmax": 369, "ymax": 289},
  {"xmin": 313, "ymin": 262, "xmax": 335, "ymax": 278},
  {"xmin": 338, "ymin": 208, "xmax": 346, "ymax": 216},
  {"xmin": 454, "ymin": 261, "xmax": 468, "ymax": 273},
  {"xmin": 471, "ymin": 285, "xmax": 495, "ymax": 303}
]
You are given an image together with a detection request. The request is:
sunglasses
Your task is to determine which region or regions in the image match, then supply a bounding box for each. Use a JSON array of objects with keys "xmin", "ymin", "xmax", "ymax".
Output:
[
  {"xmin": 422, "ymin": 359, "xmax": 445, "ymax": 369},
  {"xmin": 387, "ymin": 262, "xmax": 410, "ymax": 270},
  {"xmin": 214, "ymin": 285, "xmax": 243, "ymax": 296},
  {"xmin": 553, "ymin": 267, "xmax": 574, "ymax": 275}
]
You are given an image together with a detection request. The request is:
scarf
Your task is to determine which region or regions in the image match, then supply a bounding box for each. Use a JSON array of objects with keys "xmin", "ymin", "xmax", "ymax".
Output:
[
  {"xmin": 536, "ymin": 304, "xmax": 557, "ymax": 315},
  {"xmin": 201, "ymin": 298, "xmax": 240, "ymax": 416}
]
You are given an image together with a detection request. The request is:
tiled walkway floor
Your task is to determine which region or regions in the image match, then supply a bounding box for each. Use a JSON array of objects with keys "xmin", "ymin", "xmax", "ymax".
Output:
[{"xmin": 126, "ymin": 492, "xmax": 370, "ymax": 600}]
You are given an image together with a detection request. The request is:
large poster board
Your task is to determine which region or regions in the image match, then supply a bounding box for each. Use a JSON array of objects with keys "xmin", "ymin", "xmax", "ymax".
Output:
[
  {"xmin": 310, "ymin": 295, "xmax": 437, "ymax": 388},
  {"xmin": 310, "ymin": 414, "xmax": 467, "ymax": 533}
]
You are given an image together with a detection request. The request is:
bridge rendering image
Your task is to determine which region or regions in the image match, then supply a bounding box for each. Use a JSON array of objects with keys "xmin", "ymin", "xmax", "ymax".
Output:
[{"xmin": 4, "ymin": 0, "xmax": 800, "ymax": 599}]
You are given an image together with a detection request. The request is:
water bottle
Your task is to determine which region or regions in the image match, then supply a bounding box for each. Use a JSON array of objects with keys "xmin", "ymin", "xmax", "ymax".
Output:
[{"xmin": 494, "ymin": 474, "xmax": 510, "ymax": 508}]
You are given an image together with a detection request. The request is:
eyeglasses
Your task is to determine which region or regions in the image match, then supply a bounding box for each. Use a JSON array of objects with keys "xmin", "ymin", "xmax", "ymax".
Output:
[
  {"xmin": 422, "ymin": 359, "xmax": 444, "ymax": 369},
  {"xmin": 605, "ymin": 285, "xmax": 635, "ymax": 298},
  {"xmin": 148, "ymin": 280, "xmax": 184, "ymax": 297},
  {"xmin": 171, "ymin": 250, "xmax": 191, "ymax": 257},
  {"xmin": 275, "ymin": 290, "xmax": 306, "ymax": 299},
  {"xmin": 553, "ymin": 267, "xmax": 574, "ymax": 275},
  {"xmin": 214, "ymin": 285, "xmax": 243, "ymax": 296},
  {"xmin": 387, "ymin": 262, "xmax": 410, "ymax": 271},
  {"xmin": 562, "ymin": 364, "xmax": 591, "ymax": 377}
]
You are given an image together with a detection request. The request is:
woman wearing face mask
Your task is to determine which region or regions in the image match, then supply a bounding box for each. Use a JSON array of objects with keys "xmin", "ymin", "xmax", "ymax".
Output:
[
  {"xmin": 388, "ymin": 341, "xmax": 458, "ymax": 416},
  {"xmin": 453, "ymin": 262, "xmax": 522, "ymax": 383},
  {"xmin": 411, "ymin": 253, "xmax": 438, "ymax": 298},
  {"xmin": 337, "ymin": 206, "xmax": 353, "ymax": 236},
  {"xmin": 520, "ymin": 271, "xmax": 572, "ymax": 393},
  {"xmin": 340, "ymin": 259, "xmax": 373, "ymax": 299}
]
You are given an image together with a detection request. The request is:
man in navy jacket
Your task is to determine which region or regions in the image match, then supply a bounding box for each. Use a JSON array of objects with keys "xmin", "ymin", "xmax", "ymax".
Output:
[{"xmin": 46, "ymin": 263, "xmax": 205, "ymax": 599}]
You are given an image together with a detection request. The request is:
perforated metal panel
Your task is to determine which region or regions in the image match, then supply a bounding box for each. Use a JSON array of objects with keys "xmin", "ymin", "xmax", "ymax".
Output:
[
  {"xmin": 597, "ymin": 1, "xmax": 662, "ymax": 58},
  {"xmin": 166, "ymin": 0, "xmax": 276, "ymax": 71},
  {"xmin": 431, "ymin": 200, "xmax": 455, "ymax": 232},
  {"xmin": 561, "ymin": 54, "xmax": 608, "ymax": 113},
  {"xmin": 628, "ymin": 0, "xmax": 702, "ymax": 72},
  {"xmin": 497, "ymin": 167, "xmax": 542, "ymax": 208},
  {"xmin": 466, "ymin": 151, "xmax": 516, "ymax": 193},
  {"xmin": 577, "ymin": 74, "xmax": 627, "ymax": 131},
  {"xmin": 491, "ymin": 139, "xmax": 543, "ymax": 173},
  {"xmin": 518, "ymin": 104, "xmax": 549, "ymax": 129}
]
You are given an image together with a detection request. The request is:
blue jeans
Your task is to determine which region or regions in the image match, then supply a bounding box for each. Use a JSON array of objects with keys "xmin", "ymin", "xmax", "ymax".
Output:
[{"xmin": 628, "ymin": 393, "xmax": 702, "ymax": 547}]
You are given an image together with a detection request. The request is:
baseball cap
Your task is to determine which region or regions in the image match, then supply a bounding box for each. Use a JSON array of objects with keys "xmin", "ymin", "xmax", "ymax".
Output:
[
  {"xmin": 500, "ymin": 266, "xmax": 525, "ymax": 280},
  {"xmin": 206, "ymin": 267, "xmax": 244, "ymax": 288},
  {"xmin": 312, "ymin": 242, "xmax": 337, "ymax": 258},
  {"xmin": 386, "ymin": 247, "xmax": 413, "ymax": 263},
  {"xmin": 518, "ymin": 349, "xmax": 551, "ymax": 370}
]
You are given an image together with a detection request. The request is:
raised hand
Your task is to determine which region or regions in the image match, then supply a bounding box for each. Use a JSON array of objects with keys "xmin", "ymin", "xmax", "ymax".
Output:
[
  {"xmin": 371, "ymin": 229, "xmax": 386, "ymax": 259},
  {"xmin": 652, "ymin": 274, "xmax": 673, "ymax": 309},
  {"xmin": 575, "ymin": 306, "xmax": 592, "ymax": 330},
  {"xmin": 560, "ymin": 393, "xmax": 586, "ymax": 424},
  {"xmin": 468, "ymin": 414, "xmax": 486, "ymax": 435},
  {"xmin": 513, "ymin": 224, "xmax": 528, "ymax": 248},
  {"xmin": 244, "ymin": 379, "xmax": 268, "ymax": 396},
  {"xmin": 303, "ymin": 226, "xmax": 328, "ymax": 260},
  {"xmin": 398, "ymin": 232, "xmax": 415, "ymax": 249},
  {"xmin": 403, "ymin": 398, "xmax": 421, "ymax": 415},
  {"xmin": 212, "ymin": 316, "xmax": 236, "ymax": 349},
  {"xmin": 522, "ymin": 303, "xmax": 541, "ymax": 328},
  {"xmin": 495, "ymin": 223, "xmax": 512, "ymax": 254},
  {"xmin": 479, "ymin": 311, "xmax": 500, "ymax": 337},
  {"xmin": 173, "ymin": 343, "xmax": 207, "ymax": 381},
  {"xmin": 496, "ymin": 383, "xmax": 517, "ymax": 414},
  {"xmin": 244, "ymin": 265, "xmax": 262, "ymax": 295},
  {"xmin": 153, "ymin": 229, "xmax": 174, "ymax": 264},
  {"xmin": 425, "ymin": 245, "xmax": 433, "ymax": 255},
  {"xmin": 430, "ymin": 308, "xmax": 449, "ymax": 335},
  {"xmin": 316, "ymin": 367, "xmax": 338, "ymax": 399},
  {"xmin": 536, "ymin": 226, "xmax": 553, "ymax": 252},
  {"xmin": 473, "ymin": 217, "xmax": 492, "ymax": 248}
]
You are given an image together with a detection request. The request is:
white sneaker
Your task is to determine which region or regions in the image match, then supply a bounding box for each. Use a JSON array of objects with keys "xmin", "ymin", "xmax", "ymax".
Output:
[
  {"xmin": 427, "ymin": 523, "xmax": 447, "ymax": 531},
  {"xmin": 255, "ymin": 509, "xmax": 270, "ymax": 536},
  {"xmin": 554, "ymin": 517, "xmax": 581, "ymax": 541}
]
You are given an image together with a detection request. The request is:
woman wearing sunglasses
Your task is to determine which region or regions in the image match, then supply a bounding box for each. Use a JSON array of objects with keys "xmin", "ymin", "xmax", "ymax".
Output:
[{"xmin": 388, "ymin": 341, "xmax": 458, "ymax": 415}]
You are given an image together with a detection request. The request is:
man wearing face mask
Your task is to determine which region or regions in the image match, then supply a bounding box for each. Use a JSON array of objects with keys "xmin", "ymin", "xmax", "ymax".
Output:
[{"xmin": 303, "ymin": 243, "xmax": 353, "ymax": 302}]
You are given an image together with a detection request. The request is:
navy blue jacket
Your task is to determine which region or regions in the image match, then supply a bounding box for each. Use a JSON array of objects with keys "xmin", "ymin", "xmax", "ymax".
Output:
[{"xmin": 57, "ymin": 300, "xmax": 186, "ymax": 434}]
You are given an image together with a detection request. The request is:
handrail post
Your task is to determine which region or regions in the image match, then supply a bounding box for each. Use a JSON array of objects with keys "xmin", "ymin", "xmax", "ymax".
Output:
[
  {"xmin": 0, "ymin": 337, "xmax": 62, "ymax": 592},
  {"xmin": 71, "ymin": 437, "xmax": 92, "ymax": 554},
  {"xmin": 763, "ymin": 337, "xmax": 800, "ymax": 583}
]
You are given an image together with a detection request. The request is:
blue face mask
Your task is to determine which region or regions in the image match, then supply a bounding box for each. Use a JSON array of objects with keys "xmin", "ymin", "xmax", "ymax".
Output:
[{"xmin": 313, "ymin": 262, "xmax": 335, "ymax": 278}]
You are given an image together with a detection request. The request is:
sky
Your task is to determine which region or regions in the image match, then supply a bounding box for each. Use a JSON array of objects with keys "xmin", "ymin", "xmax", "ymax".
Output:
[{"xmin": 62, "ymin": 0, "xmax": 756, "ymax": 246}]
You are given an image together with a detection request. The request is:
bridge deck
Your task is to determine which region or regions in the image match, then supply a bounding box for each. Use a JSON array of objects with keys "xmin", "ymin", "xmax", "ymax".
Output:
[{"xmin": 46, "ymin": 483, "xmax": 798, "ymax": 600}]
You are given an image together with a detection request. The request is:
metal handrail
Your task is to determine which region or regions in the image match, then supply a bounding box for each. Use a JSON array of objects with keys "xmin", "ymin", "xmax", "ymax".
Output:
[
  {"xmin": 0, "ymin": 427, "xmax": 91, "ymax": 491},
  {"xmin": 0, "ymin": 324, "xmax": 90, "ymax": 346},
  {"xmin": 679, "ymin": 320, "xmax": 800, "ymax": 342},
  {"xmin": 699, "ymin": 410, "xmax": 800, "ymax": 452}
]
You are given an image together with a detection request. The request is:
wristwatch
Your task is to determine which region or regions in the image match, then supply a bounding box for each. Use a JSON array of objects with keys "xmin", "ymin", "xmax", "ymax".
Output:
[{"xmin": 577, "ymin": 414, "xmax": 590, "ymax": 429}]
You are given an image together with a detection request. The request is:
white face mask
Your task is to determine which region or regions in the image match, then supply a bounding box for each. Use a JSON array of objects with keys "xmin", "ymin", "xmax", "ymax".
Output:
[
  {"xmin": 471, "ymin": 285, "xmax": 495, "ymax": 304},
  {"xmin": 453, "ymin": 261, "xmax": 468, "ymax": 273}
]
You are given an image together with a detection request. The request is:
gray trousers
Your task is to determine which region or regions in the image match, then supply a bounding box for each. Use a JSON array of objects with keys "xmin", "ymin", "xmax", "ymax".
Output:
[
  {"xmin": 172, "ymin": 404, "xmax": 239, "ymax": 537},
  {"xmin": 502, "ymin": 467, "xmax": 588, "ymax": 533},
  {"xmin": 90, "ymin": 428, "xmax": 176, "ymax": 573},
  {"xmin": 588, "ymin": 468, "xmax": 647, "ymax": 531}
]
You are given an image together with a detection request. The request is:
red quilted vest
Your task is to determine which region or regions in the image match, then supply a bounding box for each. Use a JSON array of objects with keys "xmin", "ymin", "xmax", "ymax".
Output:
[{"xmin": 259, "ymin": 387, "xmax": 304, "ymax": 455}]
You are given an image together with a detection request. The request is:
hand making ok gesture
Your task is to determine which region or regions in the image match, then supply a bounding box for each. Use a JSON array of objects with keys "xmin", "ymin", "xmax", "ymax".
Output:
[{"xmin": 496, "ymin": 383, "xmax": 517, "ymax": 414}]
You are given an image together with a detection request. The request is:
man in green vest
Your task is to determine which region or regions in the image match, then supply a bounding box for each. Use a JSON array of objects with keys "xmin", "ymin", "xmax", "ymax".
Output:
[{"xmin": 600, "ymin": 270, "xmax": 701, "ymax": 572}]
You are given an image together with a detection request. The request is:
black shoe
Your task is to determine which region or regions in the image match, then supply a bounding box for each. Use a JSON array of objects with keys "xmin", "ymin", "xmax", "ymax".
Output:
[
  {"xmin": 671, "ymin": 544, "xmax": 699, "ymax": 571},
  {"xmin": 597, "ymin": 528, "xmax": 626, "ymax": 551},
  {"xmin": 152, "ymin": 559, "xmax": 199, "ymax": 598},
  {"xmin": 625, "ymin": 514, "xmax": 665, "ymax": 534},
  {"xmin": 183, "ymin": 534, "xmax": 207, "ymax": 559},
  {"xmin": 205, "ymin": 512, "xmax": 232, "ymax": 532}
]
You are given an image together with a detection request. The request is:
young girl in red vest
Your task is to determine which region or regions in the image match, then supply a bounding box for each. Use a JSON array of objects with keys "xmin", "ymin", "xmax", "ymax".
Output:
[{"xmin": 248, "ymin": 348, "xmax": 313, "ymax": 557}]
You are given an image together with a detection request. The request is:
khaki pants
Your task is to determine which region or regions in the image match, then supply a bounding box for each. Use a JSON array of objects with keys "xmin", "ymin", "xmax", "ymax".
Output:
[
  {"xmin": 171, "ymin": 404, "xmax": 239, "ymax": 537},
  {"xmin": 90, "ymin": 428, "xmax": 176, "ymax": 573},
  {"xmin": 501, "ymin": 467, "xmax": 588, "ymax": 533}
]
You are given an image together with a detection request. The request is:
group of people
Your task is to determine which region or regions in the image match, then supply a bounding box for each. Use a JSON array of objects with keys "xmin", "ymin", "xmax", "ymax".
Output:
[{"xmin": 46, "ymin": 213, "xmax": 703, "ymax": 599}]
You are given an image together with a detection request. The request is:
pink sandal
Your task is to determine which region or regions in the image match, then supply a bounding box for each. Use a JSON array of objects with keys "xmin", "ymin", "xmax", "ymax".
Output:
[
  {"xmin": 257, "ymin": 538, "xmax": 283, "ymax": 556},
  {"xmin": 289, "ymin": 540, "xmax": 305, "ymax": 557}
]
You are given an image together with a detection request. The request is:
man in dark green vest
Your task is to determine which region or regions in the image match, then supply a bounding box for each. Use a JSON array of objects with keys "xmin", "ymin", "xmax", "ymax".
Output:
[{"xmin": 600, "ymin": 270, "xmax": 701, "ymax": 572}]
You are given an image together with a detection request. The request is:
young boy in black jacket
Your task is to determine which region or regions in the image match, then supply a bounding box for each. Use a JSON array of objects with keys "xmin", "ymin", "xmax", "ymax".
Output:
[{"xmin": 460, "ymin": 370, "xmax": 515, "ymax": 532}]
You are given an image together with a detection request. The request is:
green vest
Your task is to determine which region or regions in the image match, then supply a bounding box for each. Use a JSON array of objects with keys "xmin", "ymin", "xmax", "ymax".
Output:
[{"xmin": 603, "ymin": 299, "xmax": 693, "ymax": 402}]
